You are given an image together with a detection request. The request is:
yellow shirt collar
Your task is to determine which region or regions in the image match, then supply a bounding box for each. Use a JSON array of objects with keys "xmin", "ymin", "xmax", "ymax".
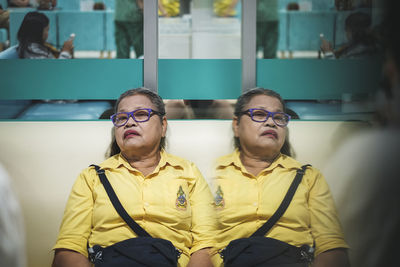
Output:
[
  {"xmin": 217, "ymin": 149, "xmax": 302, "ymax": 173},
  {"xmin": 100, "ymin": 149, "xmax": 184, "ymax": 172}
]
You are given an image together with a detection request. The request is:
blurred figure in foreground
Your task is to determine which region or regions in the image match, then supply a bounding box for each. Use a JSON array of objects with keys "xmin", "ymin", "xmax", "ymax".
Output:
[
  {"xmin": 323, "ymin": 1, "xmax": 400, "ymax": 266},
  {"xmin": 0, "ymin": 164, "xmax": 26, "ymax": 267}
]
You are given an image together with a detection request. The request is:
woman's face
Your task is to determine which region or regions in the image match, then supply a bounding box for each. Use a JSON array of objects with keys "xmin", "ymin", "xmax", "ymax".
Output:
[
  {"xmin": 233, "ymin": 94, "xmax": 287, "ymax": 157},
  {"xmin": 42, "ymin": 25, "xmax": 49, "ymax": 42},
  {"xmin": 114, "ymin": 94, "xmax": 167, "ymax": 155}
]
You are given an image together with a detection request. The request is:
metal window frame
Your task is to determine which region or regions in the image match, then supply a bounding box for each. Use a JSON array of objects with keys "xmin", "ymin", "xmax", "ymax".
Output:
[
  {"xmin": 241, "ymin": 0, "xmax": 257, "ymax": 92},
  {"xmin": 143, "ymin": 0, "xmax": 158, "ymax": 92},
  {"xmin": 143, "ymin": 0, "xmax": 256, "ymax": 94}
]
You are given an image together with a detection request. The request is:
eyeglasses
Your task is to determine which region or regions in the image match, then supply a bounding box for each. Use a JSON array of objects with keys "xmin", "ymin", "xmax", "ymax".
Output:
[
  {"xmin": 110, "ymin": 108, "xmax": 164, "ymax": 127},
  {"xmin": 240, "ymin": 108, "xmax": 291, "ymax": 127}
]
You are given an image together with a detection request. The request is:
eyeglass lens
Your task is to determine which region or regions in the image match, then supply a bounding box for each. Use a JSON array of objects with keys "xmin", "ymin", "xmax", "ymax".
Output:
[
  {"xmin": 250, "ymin": 109, "xmax": 289, "ymax": 126},
  {"xmin": 112, "ymin": 109, "xmax": 152, "ymax": 126}
]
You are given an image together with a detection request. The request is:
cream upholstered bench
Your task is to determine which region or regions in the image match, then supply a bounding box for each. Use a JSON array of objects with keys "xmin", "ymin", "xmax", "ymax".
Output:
[{"xmin": 0, "ymin": 120, "xmax": 369, "ymax": 267}]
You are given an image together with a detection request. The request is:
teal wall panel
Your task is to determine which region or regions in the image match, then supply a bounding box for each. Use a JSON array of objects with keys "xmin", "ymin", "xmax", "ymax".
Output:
[
  {"xmin": 0, "ymin": 59, "xmax": 382, "ymax": 100},
  {"xmin": 105, "ymin": 10, "xmax": 116, "ymax": 51},
  {"xmin": 58, "ymin": 11, "xmax": 105, "ymax": 51},
  {"xmin": 158, "ymin": 59, "xmax": 242, "ymax": 99},
  {"xmin": 0, "ymin": 59, "xmax": 143, "ymax": 99},
  {"xmin": 287, "ymin": 11, "xmax": 336, "ymax": 51},
  {"xmin": 57, "ymin": 0, "xmax": 80, "ymax": 10},
  {"xmin": 257, "ymin": 58, "xmax": 382, "ymax": 100}
]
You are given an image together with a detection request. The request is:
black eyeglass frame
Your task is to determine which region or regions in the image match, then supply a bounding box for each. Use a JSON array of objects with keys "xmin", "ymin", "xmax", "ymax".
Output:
[
  {"xmin": 110, "ymin": 108, "xmax": 165, "ymax": 127},
  {"xmin": 239, "ymin": 108, "xmax": 291, "ymax": 127}
]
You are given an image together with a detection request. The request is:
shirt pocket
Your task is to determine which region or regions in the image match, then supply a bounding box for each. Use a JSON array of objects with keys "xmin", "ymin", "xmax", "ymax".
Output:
[{"xmin": 165, "ymin": 179, "xmax": 192, "ymax": 223}]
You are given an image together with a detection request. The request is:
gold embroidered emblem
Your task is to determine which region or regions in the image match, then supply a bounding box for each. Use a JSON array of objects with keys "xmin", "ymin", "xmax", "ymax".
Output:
[
  {"xmin": 214, "ymin": 185, "xmax": 225, "ymax": 209},
  {"xmin": 175, "ymin": 185, "xmax": 187, "ymax": 210}
]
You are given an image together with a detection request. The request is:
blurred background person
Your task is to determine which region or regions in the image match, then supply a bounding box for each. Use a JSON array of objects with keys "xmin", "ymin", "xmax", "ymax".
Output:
[
  {"xmin": 17, "ymin": 11, "xmax": 73, "ymax": 58},
  {"xmin": 114, "ymin": 0, "xmax": 143, "ymax": 58},
  {"xmin": 320, "ymin": 12, "xmax": 378, "ymax": 59},
  {"xmin": 93, "ymin": 1, "xmax": 106, "ymax": 10},
  {"xmin": 257, "ymin": 0, "xmax": 279, "ymax": 59}
]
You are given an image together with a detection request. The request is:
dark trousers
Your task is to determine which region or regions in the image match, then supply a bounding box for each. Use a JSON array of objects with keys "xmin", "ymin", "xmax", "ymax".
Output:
[
  {"xmin": 114, "ymin": 20, "xmax": 144, "ymax": 58},
  {"xmin": 257, "ymin": 20, "xmax": 279, "ymax": 59}
]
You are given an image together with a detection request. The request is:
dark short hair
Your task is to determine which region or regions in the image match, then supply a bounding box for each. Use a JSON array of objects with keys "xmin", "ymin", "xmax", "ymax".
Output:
[
  {"xmin": 108, "ymin": 88, "xmax": 166, "ymax": 157},
  {"xmin": 234, "ymin": 87, "xmax": 286, "ymax": 119},
  {"xmin": 114, "ymin": 87, "xmax": 166, "ymax": 116},
  {"xmin": 233, "ymin": 87, "xmax": 293, "ymax": 156},
  {"xmin": 17, "ymin": 11, "xmax": 49, "ymax": 58}
]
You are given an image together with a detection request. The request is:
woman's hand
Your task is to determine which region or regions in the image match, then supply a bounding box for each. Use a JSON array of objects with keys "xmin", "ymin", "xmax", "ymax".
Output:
[
  {"xmin": 61, "ymin": 39, "xmax": 74, "ymax": 55},
  {"xmin": 312, "ymin": 248, "xmax": 350, "ymax": 267},
  {"xmin": 187, "ymin": 248, "xmax": 213, "ymax": 267},
  {"xmin": 52, "ymin": 249, "xmax": 91, "ymax": 267},
  {"xmin": 320, "ymin": 37, "xmax": 333, "ymax": 53}
]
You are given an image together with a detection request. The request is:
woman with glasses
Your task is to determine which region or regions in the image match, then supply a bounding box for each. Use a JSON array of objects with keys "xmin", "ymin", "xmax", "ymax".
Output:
[
  {"xmin": 52, "ymin": 88, "xmax": 215, "ymax": 267},
  {"xmin": 212, "ymin": 88, "xmax": 349, "ymax": 267}
]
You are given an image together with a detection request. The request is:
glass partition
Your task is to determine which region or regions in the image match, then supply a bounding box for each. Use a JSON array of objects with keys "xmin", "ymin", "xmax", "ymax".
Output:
[
  {"xmin": 2, "ymin": 0, "xmax": 145, "ymax": 59},
  {"xmin": 157, "ymin": 0, "xmax": 241, "ymax": 119},
  {"xmin": 258, "ymin": 0, "xmax": 383, "ymax": 59},
  {"xmin": 2, "ymin": 0, "xmax": 384, "ymax": 59},
  {"xmin": 0, "ymin": 0, "xmax": 385, "ymax": 122},
  {"xmin": 158, "ymin": 0, "xmax": 242, "ymax": 59}
]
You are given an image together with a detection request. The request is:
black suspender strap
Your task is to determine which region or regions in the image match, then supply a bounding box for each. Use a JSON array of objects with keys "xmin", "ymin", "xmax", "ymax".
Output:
[
  {"xmin": 251, "ymin": 164, "xmax": 311, "ymax": 237},
  {"xmin": 91, "ymin": 164, "xmax": 309, "ymax": 239},
  {"xmin": 90, "ymin": 164, "xmax": 151, "ymax": 238}
]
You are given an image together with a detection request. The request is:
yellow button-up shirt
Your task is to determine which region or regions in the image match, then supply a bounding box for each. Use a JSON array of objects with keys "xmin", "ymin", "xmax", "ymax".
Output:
[
  {"xmin": 54, "ymin": 150, "xmax": 216, "ymax": 266},
  {"xmin": 212, "ymin": 150, "xmax": 348, "ymax": 265}
]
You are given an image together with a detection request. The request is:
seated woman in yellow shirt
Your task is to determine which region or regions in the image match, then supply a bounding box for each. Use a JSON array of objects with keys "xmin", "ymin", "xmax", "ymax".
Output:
[
  {"xmin": 52, "ymin": 88, "xmax": 215, "ymax": 267},
  {"xmin": 212, "ymin": 88, "xmax": 349, "ymax": 267}
]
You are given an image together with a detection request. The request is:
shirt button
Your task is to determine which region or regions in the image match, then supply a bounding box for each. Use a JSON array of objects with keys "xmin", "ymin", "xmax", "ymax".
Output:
[
  {"xmin": 144, "ymin": 202, "xmax": 149, "ymax": 207},
  {"xmin": 253, "ymin": 202, "xmax": 258, "ymax": 206}
]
